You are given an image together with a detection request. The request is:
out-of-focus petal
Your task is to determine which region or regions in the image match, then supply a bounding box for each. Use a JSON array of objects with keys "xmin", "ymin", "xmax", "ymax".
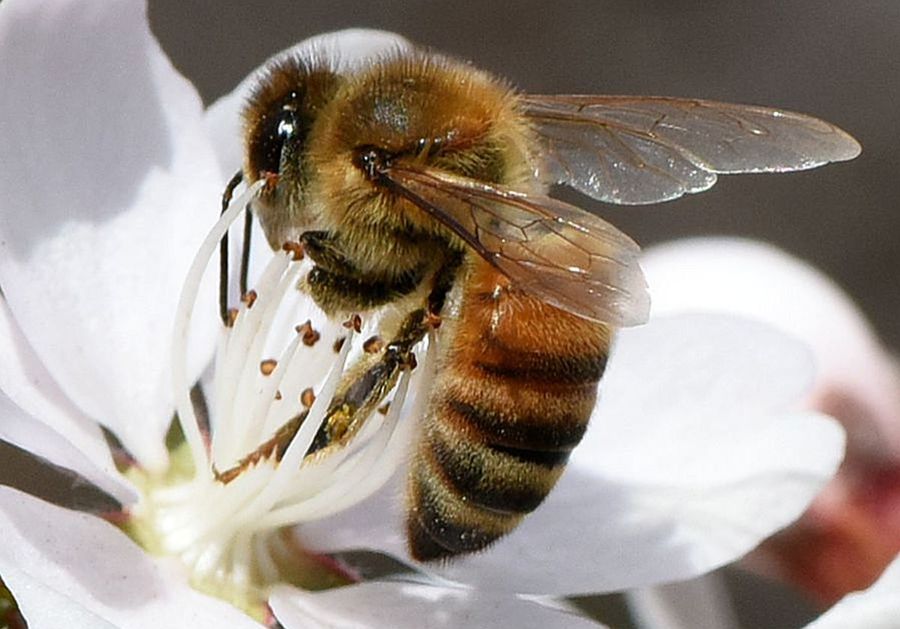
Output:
[
  {"xmin": 0, "ymin": 390, "xmax": 135, "ymax": 506},
  {"xmin": 295, "ymin": 314, "xmax": 844, "ymax": 595},
  {"xmin": 0, "ymin": 487, "xmax": 262, "ymax": 629},
  {"xmin": 642, "ymin": 237, "xmax": 900, "ymax": 461},
  {"xmin": 0, "ymin": 0, "xmax": 222, "ymax": 470},
  {"xmin": 805, "ymin": 556, "xmax": 900, "ymax": 628},
  {"xmin": 269, "ymin": 582, "xmax": 605, "ymax": 629},
  {"xmin": 643, "ymin": 238, "xmax": 900, "ymax": 602},
  {"xmin": 205, "ymin": 29, "xmax": 411, "ymax": 177}
]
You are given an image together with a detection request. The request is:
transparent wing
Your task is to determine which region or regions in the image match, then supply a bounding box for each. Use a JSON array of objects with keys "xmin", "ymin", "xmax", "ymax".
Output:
[
  {"xmin": 382, "ymin": 165, "xmax": 649, "ymax": 326},
  {"xmin": 522, "ymin": 94, "xmax": 862, "ymax": 205}
]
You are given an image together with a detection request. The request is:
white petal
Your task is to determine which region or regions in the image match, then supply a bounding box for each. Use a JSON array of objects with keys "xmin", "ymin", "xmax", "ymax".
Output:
[
  {"xmin": 205, "ymin": 29, "xmax": 411, "ymax": 177},
  {"xmin": 581, "ymin": 314, "xmax": 824, "ymax": 486},
  {"xmin": 270, "ymin": 582, "xmax": 604, "ymax": 629},
  {"xmin": 293, "ymin": 476, "xmax": 405, "ymax": 561},
  {"xmin": 0, "ymin": 389, "xmax": 136, "ymax": 506},
  {"xmin": 0, "ymin": 487, "xmax": 262, "ymax": 629},
  {"xmin": 297, "ymin": 314, "xmax": 844, "ymax": 596},
  {"xmin": 805, "ymin": 556, "xmax": 900, "ymax": 628},
  {"xmin": 643, "ymin": 237, "xmax": 900, "ymax": 459},
  {"xmin": 0, "ymin": 297, "xmax": 112, "ymax": 468},
  {"xmin": 0, "ymin": 565, "xmax": 118, "ymax": 629},
  {"xmin": 0, "ymin": 0, "xmax": 222, "ymax": 469}
]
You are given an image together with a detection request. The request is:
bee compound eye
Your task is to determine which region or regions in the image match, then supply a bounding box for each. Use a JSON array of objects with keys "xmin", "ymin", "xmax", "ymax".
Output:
[
  {"xmin": 277, "ymin": 111, "xmax": 297, "ymax": 142},
  {"xmin": 242, "ymin": 61, "xmax": 341, "ymax": 181},
  {"xmin": 255, "ymin": 107, "xmax": 299, "ymax": 176}
]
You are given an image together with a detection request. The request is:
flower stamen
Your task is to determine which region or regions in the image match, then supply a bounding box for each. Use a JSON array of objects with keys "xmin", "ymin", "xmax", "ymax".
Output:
[
  {"xmin": 171, "ymin": 179, "xmax": 266, "ymax": 473},
  {"xmin": 148, "ymin": 178, "xmax": 441, "ymax": 610}
]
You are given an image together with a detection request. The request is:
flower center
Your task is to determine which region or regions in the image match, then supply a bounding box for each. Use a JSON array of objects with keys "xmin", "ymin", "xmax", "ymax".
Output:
[{"xmin": 124, "ymin": 181, "xmax": 434, "ymax": 617}]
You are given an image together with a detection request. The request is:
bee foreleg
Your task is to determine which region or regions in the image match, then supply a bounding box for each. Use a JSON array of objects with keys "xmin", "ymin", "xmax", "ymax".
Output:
[
  {"xmin": 299, "ymin": 231, "xmax": 357, "ymax": 275},
  {"xmin": 304, "ymin": 265, "xmax": 426, "ymax": 315}
]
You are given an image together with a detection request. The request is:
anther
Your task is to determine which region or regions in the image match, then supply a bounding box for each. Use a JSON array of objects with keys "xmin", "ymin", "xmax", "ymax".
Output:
[
  {"xmin": 226, "ymin": 308, "xmax": 240, "ymax": 328},
  {"xmin": 332, "ymin": 337, "xmax": 346, "ymax": 353},
  {"xmin": 363, "ymin": 335, "xmax": 385, "ymax": 354},
  {"xmin": 281, "ymin": 241, "xmax": 305, "ymax": 261},
  {"xmin": 300, "ymin": 387, "xmax": 316, "ymax": 408},
  {"xmin": 295, "ymin": 320, "xmax": 321, "ymax": 346},
  {"xmin": 241, "ymin": 290, "xmax": 258, "ymax": 308},
  {"xmin": 342, "ymin": 314, "xmax": 363, "ymax": 333},
  {"xmin": 260, "ymin": 359, "xmax": 278, "ymax": 376},
  {"xmin": 261, "ymin": 170, "xmax": 280, "ymax": 193}
]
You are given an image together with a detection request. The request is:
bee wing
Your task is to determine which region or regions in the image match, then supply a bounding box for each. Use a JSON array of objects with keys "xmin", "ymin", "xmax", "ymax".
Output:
[
  {"xmin": 521, "ymin": 94, "xmax": 861, "ymax": 205},
  {"xmin": 382, "ymin": 165, "xmax": 650, "ymax": 326}
]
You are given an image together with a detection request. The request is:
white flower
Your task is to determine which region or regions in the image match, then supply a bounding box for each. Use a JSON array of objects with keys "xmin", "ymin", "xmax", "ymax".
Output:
[
  {"xmin": 0, "ymin": 1, "xmax": 846, "ymax": 626},
  {"xmin": 626, "ymin": 237, "xmax": 900, "ymax": 627}
]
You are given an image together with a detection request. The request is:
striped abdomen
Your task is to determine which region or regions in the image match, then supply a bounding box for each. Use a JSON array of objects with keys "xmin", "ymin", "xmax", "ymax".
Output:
[{"xmin": 407, "ymin": 259, "xmax": 613, "ymax": 560}]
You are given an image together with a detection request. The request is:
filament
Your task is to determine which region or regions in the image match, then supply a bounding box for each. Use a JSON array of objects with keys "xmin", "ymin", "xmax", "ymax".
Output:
[{"xmin": 171, "ymin": 179, "xmax": 265, "ymax": 475}]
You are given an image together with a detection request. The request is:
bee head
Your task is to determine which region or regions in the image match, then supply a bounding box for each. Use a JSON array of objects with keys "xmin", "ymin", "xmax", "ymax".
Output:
[{"xmin": 241, "ymin": 55, "xmax": 341, "ymax": 248}]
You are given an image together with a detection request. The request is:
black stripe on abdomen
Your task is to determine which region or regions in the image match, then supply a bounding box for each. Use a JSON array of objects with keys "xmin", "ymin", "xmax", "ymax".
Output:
[
  {"xmin": 445, "ymin": 398, "xmax": 589, "ymax": 451},
  {"xmin": 423, "ymin": 420, "xmax": 566, "ymax": 515}
]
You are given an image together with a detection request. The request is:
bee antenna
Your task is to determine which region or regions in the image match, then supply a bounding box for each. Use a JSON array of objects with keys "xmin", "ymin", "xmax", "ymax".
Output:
[{"xmin": 219, "ymin": 170, "xmax": 245, "ymax": 325}]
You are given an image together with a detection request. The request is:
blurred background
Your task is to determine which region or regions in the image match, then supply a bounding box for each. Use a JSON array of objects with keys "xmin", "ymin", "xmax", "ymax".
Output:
[
  {"xmin": 149, "ymin": 0, "xmax": 899, "ymax": 350},
  {"xmin": 142, "ymin": 3, "xmax": 898, "ymax": 627}
]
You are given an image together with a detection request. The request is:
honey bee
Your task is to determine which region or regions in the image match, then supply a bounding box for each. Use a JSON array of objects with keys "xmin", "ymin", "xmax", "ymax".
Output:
[{"xmin": 226, "ymin": 37, "xmax": 860, "ymax": 561}]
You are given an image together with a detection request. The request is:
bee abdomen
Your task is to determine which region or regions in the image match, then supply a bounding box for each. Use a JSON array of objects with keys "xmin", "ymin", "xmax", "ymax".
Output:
[
  {"xmin": 472, "ymin": 346, "xmax": 607, "ymax": 386},
  {"xmin": 408, "ymin": 358, "xmax": 602, "ymax": 560},
  {"xmin": 426, "ymin": 407, "xmax": 570, "ymax": 514},
  {"xmin": 406, "ymin": 262, "xmax": 612, "ymax": 561}
]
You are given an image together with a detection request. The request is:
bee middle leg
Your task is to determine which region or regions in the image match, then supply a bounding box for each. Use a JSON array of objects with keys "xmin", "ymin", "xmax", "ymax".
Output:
[
  {"xmin": 309, "ymin": 253, "xmax": 463, "ymax": 450},
  {"xmin": 216, "ymin": 255, "xmax": 463, "ymax": 479}
]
